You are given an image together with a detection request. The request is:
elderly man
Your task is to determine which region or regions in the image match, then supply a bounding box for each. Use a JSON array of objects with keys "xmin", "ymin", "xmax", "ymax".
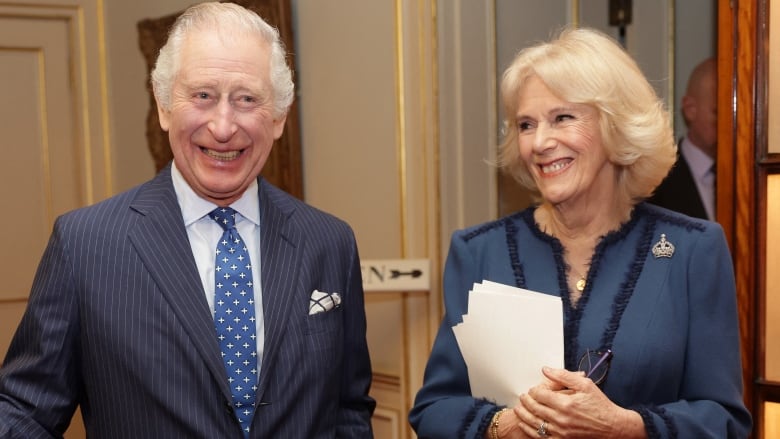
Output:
[
  {"xmin": 649, "ymin": 57, "xmax": 718, "ymax": 220},
  {"xmin": 0, "ymin": 2, "xmax": 375, "ymax": 437}
]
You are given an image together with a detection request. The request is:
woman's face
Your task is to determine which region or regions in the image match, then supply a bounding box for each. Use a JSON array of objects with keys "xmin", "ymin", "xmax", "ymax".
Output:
[{"xmin": 515, "ymin": 76, "xmax": 617, "ymax": 208}]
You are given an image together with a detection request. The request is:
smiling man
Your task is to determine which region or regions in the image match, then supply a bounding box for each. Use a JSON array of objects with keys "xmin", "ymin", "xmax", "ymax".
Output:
[{"xmin": 0, "ymin": 3, "xmax": 375, "ymax": 438}]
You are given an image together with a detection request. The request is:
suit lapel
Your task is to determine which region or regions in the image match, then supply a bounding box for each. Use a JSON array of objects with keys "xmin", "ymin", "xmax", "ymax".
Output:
[
  {"xmin": 127, "ymin": 168, "xmax": 232, "ymax": 400},
  {"xmin": 255, "ymin": 180, "xmax": 303, "ymax": 402}
]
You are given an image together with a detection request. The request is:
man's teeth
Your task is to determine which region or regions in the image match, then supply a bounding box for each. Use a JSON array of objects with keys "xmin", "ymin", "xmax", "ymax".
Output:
[
  {"xmin": 204, "ymin": 148, "xmax": 241, "ymax": 160},
  {"xmin": 541, "ymin": 161, "xmax": 568, "ymax": 174}
]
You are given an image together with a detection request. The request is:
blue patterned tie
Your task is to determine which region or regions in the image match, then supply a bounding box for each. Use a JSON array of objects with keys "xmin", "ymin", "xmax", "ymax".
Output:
[{"xmin": 210, "ymin": 207, "xmax": 257, "ymax": 437}]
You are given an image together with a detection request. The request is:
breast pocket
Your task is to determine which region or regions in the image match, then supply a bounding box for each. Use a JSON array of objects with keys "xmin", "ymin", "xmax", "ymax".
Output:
[{"xmin": 305, "ymin": 306, "xmax": 343, "ymax": 358}]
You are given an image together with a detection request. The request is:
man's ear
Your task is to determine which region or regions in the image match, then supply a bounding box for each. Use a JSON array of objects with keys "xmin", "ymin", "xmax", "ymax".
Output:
[
  {"xmin": 272, "ymin": 112, "xmax": 288, "ymax": 140},
  {"xmin": 681, "ymin": 95, "xmax": 697, "ymax": 122},
  {"xmin": 156, "ymin": 96, "xmax": 171, "ymax": 132}
]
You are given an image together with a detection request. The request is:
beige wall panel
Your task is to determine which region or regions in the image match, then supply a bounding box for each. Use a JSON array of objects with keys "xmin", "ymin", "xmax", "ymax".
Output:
[
  {"xmin": 766, "ymin": 175, "xmax": 780, "ymax": 380},
  {"xmin": 102, "ymin": 0, "xmax": 194, "ymax": 192},
  {"xmin": 673, "ymin": 0, "xmax": 716, "ymax": 140},
  {"xmin": 773, "ymin": 0, "xmax": 779, "ymax": 153},
  {"xmin": 0, "ymin": 3, "xmax": 106, "ymax": 302},
  {"xmin": 371, "ymin": 407, "xmax": 402, "ymax": 439},
  {"xmin": 366, "ymin": 294, "xmax": 403, "ymax": 374},
  {"xmin": 0, "ymin": 48, "xmax": 50, "ymax": 298},
  {"xmin": 771, "ymin": 0, "xmax": 780, "ymax": 154},
  {"xmin": 0, "ymin": 1, "xmax": 114, "ymax": 304},
  {"xmin": 766, "ymin": 402, "xmax": 780, "ymax": 438},
  {"xmin": 296, "ymin": 3, "xmax": 439, "ymax": 438},
  {"xmin": 295, "ymin": 0, "xmax": 402, "ymax": 259},
  {"xmin": 438, "ymin": 0, "xmax": 499, "ymax": 240},
  {"xmin": 1, "ymin": 0, "xmax": 114, "ymax": 203},
  {"xmin": 370, "ymin": 374, "xmax": 403, "ymax": 438},
  {"xmin": 2, "ymin": 16, "xmax": 84, "ymax": 210},
  {"xmin": 1, "ymin": 2, "xmax": 109, "ymax": 436}
]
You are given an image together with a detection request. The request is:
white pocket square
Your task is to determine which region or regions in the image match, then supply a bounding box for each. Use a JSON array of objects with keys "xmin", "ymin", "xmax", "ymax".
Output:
[{"xmin": 309, "ymin": 290, "xmax": 342, "ymax": 315}]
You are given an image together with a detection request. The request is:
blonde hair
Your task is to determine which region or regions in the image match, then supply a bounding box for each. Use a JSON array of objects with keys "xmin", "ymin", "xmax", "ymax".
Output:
[{"xmin": 498, "ymin": 27, "xmax": 676, "ymax": 206}]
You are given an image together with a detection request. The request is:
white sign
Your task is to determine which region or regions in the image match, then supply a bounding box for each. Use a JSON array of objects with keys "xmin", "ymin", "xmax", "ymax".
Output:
[{"xmin": 360, "ymin": 258, "xmax": 430, "ymax": 292}]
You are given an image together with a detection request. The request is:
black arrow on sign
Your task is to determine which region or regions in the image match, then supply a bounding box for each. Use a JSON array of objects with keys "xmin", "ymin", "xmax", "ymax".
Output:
[{"xmin": 390, "ymin": 269, "xmax": 423, "ymax": 279}]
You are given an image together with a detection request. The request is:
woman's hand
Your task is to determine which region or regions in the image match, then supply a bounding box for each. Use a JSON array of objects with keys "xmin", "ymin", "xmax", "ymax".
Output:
[
  {"xmin": 485, "ymin": 405, "xmax": 534, "ymax": 439},
  {"xmin": 512, "ymin": 367, "xmax": 646, "ymax": 438}
]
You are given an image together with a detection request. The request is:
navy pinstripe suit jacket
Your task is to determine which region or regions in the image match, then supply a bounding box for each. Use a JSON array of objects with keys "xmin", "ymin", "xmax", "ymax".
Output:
[{"xmin": 0, "ymin": 167, "xmax": 375, "ymax": 438}]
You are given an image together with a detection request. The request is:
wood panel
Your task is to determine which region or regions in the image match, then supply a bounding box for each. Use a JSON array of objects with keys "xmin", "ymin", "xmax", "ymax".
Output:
[
  {"xmin": 717, "ymin": 0, "xmax": 757, "ymax": 422},
  {"xmin": 365, "ymin": 291, "xmax": 432, "ymax": 439},
  {"xmin": 764, "ymin": 402, "xmax": 780, "ymax": 438},
  {"xmin": 296, "ymin": 2, "xmax": 442, "ymax": 437},
  {"xmin": 0, "ymin": 1, "xmax": 103, "ymax": 351},
  {"xmin": 371, "ymin": 373, "xmax": 404, "ymax": 439},
  {"xmin": 750, "ymin": 0, "xmax": 780, "ymax": 436},
  {"xmin": 764, "ymin": 175, "xmax": 780, "ymax": 382},
  {"xmin": 0, "ymin": 45, "xmax": 52, "ymax": 300}
]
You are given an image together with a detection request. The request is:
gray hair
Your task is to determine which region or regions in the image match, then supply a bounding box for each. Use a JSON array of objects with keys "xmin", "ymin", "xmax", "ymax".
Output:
[
  {"xmin": 498, "ymin": 27, "xmax": 676, "ymax": 207},
  {"xmin": 151, "ymin": 2, "xmax": 294, "ymax": 117}
]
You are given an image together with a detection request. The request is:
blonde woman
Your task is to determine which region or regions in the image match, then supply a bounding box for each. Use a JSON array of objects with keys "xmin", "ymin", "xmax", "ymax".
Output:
[{"xmin": 410, "ymin": 28, "xmax": 750, "ymax": 439}]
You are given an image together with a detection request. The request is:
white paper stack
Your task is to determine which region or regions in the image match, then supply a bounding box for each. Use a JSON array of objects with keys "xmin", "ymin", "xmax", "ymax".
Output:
[{"xmin": 452, "ymin": 280, "xmax": 564, "ymax": 407}]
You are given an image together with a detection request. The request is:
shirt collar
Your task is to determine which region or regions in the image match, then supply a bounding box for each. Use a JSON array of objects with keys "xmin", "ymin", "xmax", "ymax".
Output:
[
  {"xmin": 680, "ymin": 136, "xmax": 715, "ymax": 180},
  {"xmin": 171, "ymin": 162, "xmax": 261, "ymax": 227}
]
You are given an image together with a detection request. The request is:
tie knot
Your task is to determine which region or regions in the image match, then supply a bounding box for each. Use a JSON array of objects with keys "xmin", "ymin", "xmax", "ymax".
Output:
[{"xmin": 210, "ymin": 207, "xmax": 236, "ymax": 231}]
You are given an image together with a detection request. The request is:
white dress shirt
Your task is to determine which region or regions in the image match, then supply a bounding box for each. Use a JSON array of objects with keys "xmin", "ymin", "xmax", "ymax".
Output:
[
  {"xmin": 171, "ymin": 163, "xmax": 265, "ymax": 370},
  {"xmin": 680, "ymin": 136, "xmax": 716, "ymax": 221}
]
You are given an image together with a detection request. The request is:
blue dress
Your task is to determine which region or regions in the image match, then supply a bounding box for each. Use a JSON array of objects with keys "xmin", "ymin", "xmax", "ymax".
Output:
[{"xmin": 409, "ymin": 203, "xmax": 751, "ymax": 438}]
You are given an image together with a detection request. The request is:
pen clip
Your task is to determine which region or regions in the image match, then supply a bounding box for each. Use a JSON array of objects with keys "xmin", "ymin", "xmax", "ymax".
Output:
[{"xmin": 585, "ymin": 349, "xmax": 613, "ymax": 379}]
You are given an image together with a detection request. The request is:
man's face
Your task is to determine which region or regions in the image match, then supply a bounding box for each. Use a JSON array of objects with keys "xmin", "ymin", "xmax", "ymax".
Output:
[
  {"xmin": 157, "ymin": 30, "xmax": 286, "ymax": 206},
  {"xmin": 684, "ymin": 74, "xmax": 717, "ymax": 158}
]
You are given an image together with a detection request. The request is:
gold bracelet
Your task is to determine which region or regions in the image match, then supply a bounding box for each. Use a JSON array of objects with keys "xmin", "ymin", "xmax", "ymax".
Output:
[{"xmin": 490, "ymin": 408, "xmax": 510, "ymax": 439}]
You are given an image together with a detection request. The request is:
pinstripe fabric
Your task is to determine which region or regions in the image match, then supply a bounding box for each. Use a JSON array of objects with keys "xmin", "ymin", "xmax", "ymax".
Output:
[{"xmin": 0, "ymin": 167, "xmax": 375, "ymax": 438}]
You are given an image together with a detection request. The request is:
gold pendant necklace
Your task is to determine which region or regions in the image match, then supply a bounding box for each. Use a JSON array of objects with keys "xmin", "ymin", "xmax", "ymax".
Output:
[{"xmin": 570, "ymin": 265, "xmax": 587, "ymax": 292}]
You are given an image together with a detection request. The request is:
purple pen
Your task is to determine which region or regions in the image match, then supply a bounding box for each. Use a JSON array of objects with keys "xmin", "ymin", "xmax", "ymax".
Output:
[{"xmin": 586, "ymin": 349, "xmax": 613, "ymax": 379}]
